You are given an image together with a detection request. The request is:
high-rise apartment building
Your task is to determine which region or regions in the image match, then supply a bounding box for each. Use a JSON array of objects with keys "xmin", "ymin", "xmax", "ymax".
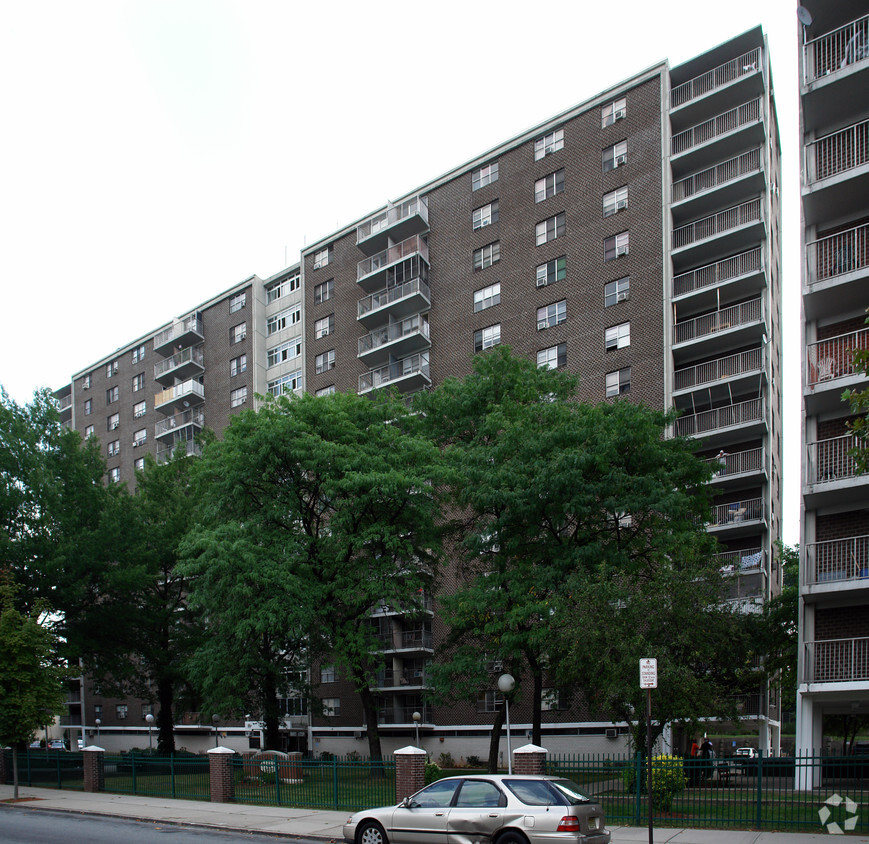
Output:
[
  {"xmin": 796, "ymin": 2, "xmax": 869, "ymax": 779},
  {"xmin": 55, "ymin": 27, "xmax": 781, "ymax": 757}
]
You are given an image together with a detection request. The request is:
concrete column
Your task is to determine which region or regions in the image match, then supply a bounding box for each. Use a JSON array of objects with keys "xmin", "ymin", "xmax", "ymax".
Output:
[
  {"xmin": 514, "ymin": 743, "xmax": 548, "ymax": 775},
  {"xmin": 394, "ymin": 746, "xmax": 426, "ymax": 804},
  {"xmin": 82, "ymin": 746, "xmax": 105, "ymax": 793},
  {"xmin": 208, "ymin": 747, "xmax": 235, "ymax": 803}
]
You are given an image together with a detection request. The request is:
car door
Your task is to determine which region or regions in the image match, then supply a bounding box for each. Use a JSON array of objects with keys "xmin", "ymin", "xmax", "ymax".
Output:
[
  {"xmin": 446, "ymin": 780, "xmax": 506, "ymax": 844},
  {"xmin": 389, "ymin": 779, "xmax": 460, "ymax": 844}
]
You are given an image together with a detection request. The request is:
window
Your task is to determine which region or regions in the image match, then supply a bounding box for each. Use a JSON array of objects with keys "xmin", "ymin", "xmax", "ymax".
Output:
[
  {"xmin": 142, "ymin": 704, "xmax": 154, "ymax": 719},
  {"xmin": 229, "ymin": 292, "xmax": 246, "ymax": 313},
  {"xmin": 133, "ymin": 428, "xmax": 146, "ymax": 447},
  {"xmin": 116, "ymin": 704, "xmax": 127, "ymax": 720},
  {"xmin": 541, "ymin": 688, "xmax": 568, "ymax": 711},
  {"xmin": 605, "ymin": 322, "xmax": 631, "ymax": 350},
  {"xmin": 537, "ymin": 300, "xmax": 567, "ymax": 330},
  {"xmin": 268, "ymin": 339, "xmax": 302, "ymax": 367},
  {"xmin": 108, "ymin": 467, "xmax": 121, "ymax": 484},
  {"xmin": 320, "ymin": 665, "xmax": 337, "ymax": 683},
  {"xmin": 601, "ymin": 97, "xmax": 627, "ymax": 128},
  {"xmin": 472, "ymin": 201, "xmax": 499, "ymax": 230},
  {"xmin": 322, "ymin": 698, "xmax": 341, "ymax": 716},
  {"xmin": 106, "ymin": 386, "xmax": 119, "ymax": 404},
  {"xmin": 538, "ymin": 343, "xmax": 567, "ymax": 370},
  {"xmin": 603, "ymin": 186, "xmax": 629, "ymax": 217},
  {"xmin": 536, "ymin": 256, "xmax": 566, "ymax": 288},
  {"xmin": 478, "ymin": 691, "xmax": 504, "ymax": 712},
  {"xmin": 107, "ymin": 440, "xmax": 120, "ymax": 457},
  {"xmin": 230, "ymin": 386, "xmax": 248, "ymax": 408},
  {"xmin": 84, "ymin": 424, "xmax": 94, "ymax": 438},
  {"xmin": 107, "ymin": 413, "xmax": 120, "ymax": 431},
  {"xmin": 606, "ymin": 367, "xmax": 631, "ymax": 397},
  {"xmin": 314, "ymin": 315, "xmax": 335, "ymax": 339},
  {"xmin": 267, "ymin": 272, "xmax": 301, "ymax": 303},
  {"xmin": 315, "ymin": 350, "xmax": 336, "ymax": 374},
  {"xmin": 603, "ymin": 140, "xmax": 628, "ymax": 172},
  {"xmin": 133, "ymin": 400, "xmax": 147, "ymax": 418},
  {"xmin": 268, "ymin": 371, "xmax": 303, "ymax": 397},
  {"xmin": 266, "ymin": 306, "xmax": 301, "ymax": 335},
  {"xmin": 473, "ymin": 241, "xmax": 500, "ymax": 271},
  {"xmin": 313, "ymin": 279, "xmax": 334, "ymax": 304},
  {"xmin": 230, "ymin": 354, "xmax": 247, "ymax": 376},
  {"xmin": 536, "ymin": 213, "xmax": 565, "ymax": 246},
  {"xmin": 474, "ymin": 324, "xmax": 501, "ymax": 353},
  {"xmin": 313, "ymin": 246, "xmax": 331, "ymax": 270},
  {"xmin": 534, "ymin": 169, "xmax": 565, "ymax": 203},
  {"xmin": 604, "ymin": 231, "xmax": 630, "ymax": 261},
  {"xmin": 605, "ymin": 276, "xmax": 630, "ymax": 306},
  {"xmin": 316, "ymin": 385, "xmax": 336, "ymax": 397},
  {"xmin": 132, "ymin": 373, "xmax": 144, "ymax": 392},
  {"xmin": 472, "ymin": 162, "xmax": 499, "ymax": 191},
  {"xmin": 106, "ymin": 360, "xmax": 118, "ymax": 378},
  {"xmin": 82, "ymin": 374, "xmax": 92, "ymax": 389},
  {"xmin": 534, "ymin": 128, "xmax": 564, "ymax": 160},
  {"xmin": 131, "ymin": 345, "xmax": 146, "ymax": 364},
  {"xmin": 134, "ymin": 457, "xmax": 145, "ymax": 472},
  {"xmin": 84, "ymin": 399, "xmax": 93, "ymax": 416},
  {"xmin": 231, "ymin": 322, "xmax": 247, "ymax": 344},
  {"xmin": 473, "ymin": 283, "xmax": 501, "ymax": 312}
]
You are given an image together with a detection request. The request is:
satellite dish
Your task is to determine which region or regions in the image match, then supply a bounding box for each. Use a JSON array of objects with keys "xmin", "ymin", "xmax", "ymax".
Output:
[{"xmin": 797, "ymin": 6, "xmax": 813, "ymax": 26}]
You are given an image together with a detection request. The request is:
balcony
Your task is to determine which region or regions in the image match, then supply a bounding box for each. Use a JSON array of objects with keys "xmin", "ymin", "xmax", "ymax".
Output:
[
  {"xmin": 673, "ymin": 247, "xmax": 764, "ymax": 308},
  {"xmin": 715, "ymin": 546, "xmax": 765, "ymax": 574},
  {"xmin": 401, "ymin": 629, "xmax": 433, "ymax": 651},
  {"xmin": 154, "ymin": 345, "xmax": 204, "ymax": 386},
  {"xmin": 377, "ymin": 705, "xmax": 431, "ymax": 726},
  {"xmin": 372, "ymin": 592, "xmax": 433, "ymax": 616},
  {"xmin": 359, "ymin": 351, "xmax": 430, "ymax": 395},
  {"xmin": 805, "ymin": 435, "xmax": 867, "ymax": 508},
  {"xmin": 803, "ymin": 637, "xmax": 869, "ymax": 684},
  {"xmin": 674, "ymin": 397, "xmax": 765, "ymax": 441},
  {"xmin": 705, "ymin": 446, "xmax": 764, "ymax": 487},
  {"xmin": 358, "ymin": 314, "xmax": 430, "ymax": 367},
  {"xmin": 153, "ymin": 315, "xmax": 203, "ymax": 355},
  {"xmin": 357, "ymin": 234, "xmax": 429, "ymax": 292},
  {"xmin": 674, "ymin": 348, "xmax": 763, "ymax": 394},
  {"xmin": 374, "ymin": 668, "xmax": 429, "ymax": 689},
  {"xmin": 805, "ymin": 327, "xmax": 869, "ymax": 415},
  {"xmin": 804, "ymin": 224, "xmax": 869, "ymax": 320},
  {"xmin": 671, "ymin": 198, "xmax": 764, "ymax": 269},
  {"xmin": 671, "ymin": 149, "xmax": 764, "ymax": 221},
  {"xmin": 670, "ymin": 47, "xmax": 761, "ymax": 112},
  {"xmin": 674, "ymin": 297, "xmax": 763, "ymax": 352},
  {"xmin": 805, "ymin": 535, "xmax": 869, "ymax": 589},
  {"xmin": 154, "ymin": 407, "xmax": 205, "ymax": 441},
  {"xmin": 156, "ymin": 439, "xmax": 202, "ymax": 464},
  {"xmin": 804, "ymin": 14, "xmax": 869, "ymax": 83},
  {"xmin": 356, "ymin": 196, "xmax": 429, "ymax": 255},
  {"xmin": 358, "ymin": 278, "xmax": 431, "ymax": 328},
  {"xmin": 709, "ymin": 497, "xmax": 765, "ymax": 534},
  {"xmin": 154, "ymin": 379, "xmax": 205, "ymax": 414}
]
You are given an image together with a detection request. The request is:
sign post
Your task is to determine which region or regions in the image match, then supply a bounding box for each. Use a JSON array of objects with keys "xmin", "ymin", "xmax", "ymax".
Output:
[{"xmin": 639, "ymin": 659, "xmax": 657, "ymax": 844}]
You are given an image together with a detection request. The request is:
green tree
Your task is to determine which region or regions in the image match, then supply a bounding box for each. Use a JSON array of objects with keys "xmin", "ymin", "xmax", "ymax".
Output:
[
  {"xmin": 182, "ymin": 390, "xmax": 448, "ymax": 760},
  {"xmin": 843, "ymin": 310, "xmax": 869, "ymax": 473},
  {"xmin": 0, "ymin": 576, "xmax": 68, "ymax": 798}
]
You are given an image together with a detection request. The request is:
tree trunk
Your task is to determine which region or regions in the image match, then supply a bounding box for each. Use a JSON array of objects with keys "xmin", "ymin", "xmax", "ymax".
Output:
[
  {"xmin": 359, "ymin": 684, "xmax": 383, "ymax": 764},
  {"xmin": 527, "ymin": 655, "xmax": 543, "ymax": 746},
  {"xmin": 262, "ymin": 665, "xmax": 281, "ymax": 750},
  {"xmin": 487, "ymin": 705, "xmax": 506, "ymax": 773},
  {"xmin": 156, "ymin": 676, "xmax": 175, "ymax": 754}
]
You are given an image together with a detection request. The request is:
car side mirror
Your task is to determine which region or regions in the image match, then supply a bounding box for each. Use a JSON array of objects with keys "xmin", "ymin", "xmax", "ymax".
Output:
[{"xmin": 401, "ymin": 797, "xmax": 413, "ymax": 808}]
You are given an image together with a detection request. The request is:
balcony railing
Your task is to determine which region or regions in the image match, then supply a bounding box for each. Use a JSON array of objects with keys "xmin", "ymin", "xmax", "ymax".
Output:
[
  {"xmin": 156, "ymin": 439, "xmax": 202, "ymax": 464},
  {"xmin": 673, "ymin": 247, "xmax": 762, "ymax": 297},
  {"xmin": 359, "ymin": 352, "xmax": 430, "ymax": 394},
  {"xmin": 377, "ymin": 705, "xmax": 430, "ymax": 725},
  {"xmin": 806, "ymin": 223, "xmax": 869, "ymax": 286},
  {"xmin": 715, "ymin": 547, "xmax": 764, "ymax": 574},
  {"xmin": 803, "ymin": 14, "xmax": 869, "ymax": 84},
  {"xmin": 803, "ymin": 637, "xmax": 869, "ymax": 683},
  {"xmin": 672, "ymin": 148, "xmax": 761, "ymax": 203},
  {"xmin": 675, "ymin": 348, "xmax": 762, "ymax": 391},
  {"xmin": 672, "ymin": 198, "xmax": 762, "ymax": 250},
  {"xmin": 674, "ymin": 297, "xmax": 762, "ymax": 344},
  {"xmin": 358, "ymin": 278, "xmax": 431, "ymax": 319},
  {"xmin": 806, "ymin": 434, "xmax": 865, "ymax": 484},
  {"xmin": 710, "ymin": 497, "xmax": 764, "ymax": 528},
  {"xmin": 155, "ymin": 407, "xmax": 205, "ymax": 438},
  {"xmin": 401, "ymin": 629, "xmax": 433, "ymax": 650},
  {"xmin": 154, "ymin": 345, "xmax": 204, "ymax": 381},
  {"xmin": 153, "ymin": 315, "xmax": 203, "ymax": 351},
  {"xmin": 154, "ymin": 379, "xmax": 205, "ymax": 410},
  {"xmin": 57, "ymin": 394, "xmax": 72, "ymax": 411},
  {"xmin": 357, "ymin": 235, "xmax": 429, "ymax": 283},
  {"xmin": 375, "ymin": 668, "xmax": 429, "ymax": 687},
  {"xmin": 705, "ymin": 446, "xmax": 763, "ymax": 479},
  {"xmin": 358, "ymin": 315, "xmax": 430, "ymax": 355},
  {"xmin": 671, "ymin": 98, "xmax": 761, "ymax": 157},
  {"xmin": 806, "ymin": 326, "xmax": 869, "ymax": 386},
  {"xmin": 805, "ymin": 535, "xmax": 869, "ymax": 584},
  {"xmin": 357, "ymin": 196, "xmax": 429, "ymax": 244},
  {"xmin": 670, "ymin": 48, "xmax": 760, "ymax": 108},
  {"xmin": 807, "ymin": 118, "xmax": 869, "ymax": 184},
  {"xmin": 674, "ymin": 397, "xmax": 763, "ymax": 437}
]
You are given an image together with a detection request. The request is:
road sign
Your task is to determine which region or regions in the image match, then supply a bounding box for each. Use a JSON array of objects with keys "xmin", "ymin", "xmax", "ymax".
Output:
[{"xmin": 639, "ymin": 658, "xmax": 658, "ymax": 689}]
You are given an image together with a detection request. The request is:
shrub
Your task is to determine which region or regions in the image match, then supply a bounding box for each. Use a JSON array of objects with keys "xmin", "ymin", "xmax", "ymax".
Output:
[
  {"xmin": 438, "ymin": 752, "xmax": 455, "ymax": 768},
  {"xmin": 346, "ymin": 750, "xmax": 362, "ymax": 762},
  {"xmin": 424, "ymin": 760, "xmax": 442, "ymax": 784},
  {"xmin": 466, "ymin": 755, "xmax": 482, "ymax": 767},
  {"xmin": 622, "ymin": 754, "xmax": 687, "ymax": 812}
]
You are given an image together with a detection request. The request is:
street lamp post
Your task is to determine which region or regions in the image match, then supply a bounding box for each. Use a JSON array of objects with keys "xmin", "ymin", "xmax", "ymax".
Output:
[
  {"xmin": 95, "ymin": 718, "xmax": 101, "ymax": 743},
  {"xmin": 212, "ymin": 714, "xmax": 220, "ymax": 748},
  {"xmin": 145, "ymin": 713, "xmax": 155, "ymax": 752},
  {"xmin": 497, "ymin": 674, "xmax": 515, "ymax": 774},
  {"xmin": 412, "ymin": 711, "xmax": 421, "ymax": 748}
]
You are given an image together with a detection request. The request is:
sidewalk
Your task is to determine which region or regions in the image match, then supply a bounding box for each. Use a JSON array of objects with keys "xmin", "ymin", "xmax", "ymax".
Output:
[{"xmin": 0, "ymin": 784, "xmax": 862, "ymax": 844}]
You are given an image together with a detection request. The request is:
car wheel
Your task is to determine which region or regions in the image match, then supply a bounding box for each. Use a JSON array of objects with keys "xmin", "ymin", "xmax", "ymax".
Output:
[
  {"xmin": 358, "ymin": 821, "xmax": 388, "ymax": 844},
  {"xmin": 496, "ymin": 831, "xmax": 529, "ymax": 844}
]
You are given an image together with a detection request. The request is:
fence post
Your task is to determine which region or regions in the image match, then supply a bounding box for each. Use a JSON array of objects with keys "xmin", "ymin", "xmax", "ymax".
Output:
[
  {"xmin": 333, "ymin": 754, "xmax": 339, "ymax": 810},
  {"xmin": 83, "ymin": 746, "xmax": 105, "ymax": 793},
  {"xmin": 634, "ymin": 752, "xmax": 643, "ymax": 826},
  {"xmin": 394, "ymin": 746, "xmax": 426, "ymax": 805},
  {"xmin": 208, "ymin": 747, "xmax": 235, "ymax": 803},
  {"xmin": 755, "ymin": 749, "xmax": 763, "ymax": 828},
  {"xmin": 171, "ymin": 754, "xmax": 176, "ymax": 799},
  {"xmin": 131, "ymin": 753, "xmax": 137, "ymax": 795}
]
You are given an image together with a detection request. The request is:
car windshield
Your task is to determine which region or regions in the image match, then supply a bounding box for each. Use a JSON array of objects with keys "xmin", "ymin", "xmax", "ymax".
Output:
[{"xmin": 549, "ymin": 779, "xmax": 591, "ymax": 804}]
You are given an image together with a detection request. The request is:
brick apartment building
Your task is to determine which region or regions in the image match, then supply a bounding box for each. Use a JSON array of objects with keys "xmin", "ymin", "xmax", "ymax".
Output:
[{"xmin": 54, "ymin": 26, "xmax": 783, "ymax": 759}]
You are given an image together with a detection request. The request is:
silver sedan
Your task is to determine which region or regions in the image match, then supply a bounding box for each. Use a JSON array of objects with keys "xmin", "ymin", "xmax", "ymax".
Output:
[{"xmin": 343, "ymin": 774, "xmax": 610, "ymax": 844}]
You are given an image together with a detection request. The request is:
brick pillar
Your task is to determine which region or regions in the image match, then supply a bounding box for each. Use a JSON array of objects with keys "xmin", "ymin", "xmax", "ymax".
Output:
[
  {"xmin": 208, "ymin": 747, "xmax": 235, "ymax": 803},
  {"xmin": 514, "ymin": 744, "xmax": 548, "ymax": 775},
  {"xmin": 394, "ymin": 746, "xmax": 426, "ymax": 804},
  {"xmin": 83, "ymin": 747, "xmax": 105, "ymax": 792}
]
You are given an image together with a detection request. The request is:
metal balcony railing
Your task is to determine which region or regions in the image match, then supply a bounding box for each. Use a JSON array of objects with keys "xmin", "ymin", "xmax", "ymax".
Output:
[
  {"xmin": 803, "ymin": 13, "xmax": 869, "ymax": 84},
  {"xmin": 672, "ymin": 198, "xmax": 762, "ymax": 250},
  {"xmin": 57, "ymin": 394, "xmax": 72, "ymax": 411},
  {"xmin": 806, "ymin": 534, "xmax": 869, "ymax": 584},
  {"xmin": 156, "ymin": 439, "xmax": 202, "ymax": 464},
  {"xmin": 154, "ymin": 379, "xmax": 205, "ymax": 409},
  {"xmin": 154, "ymin": 408, "xmax": 205, "ymax": 438},
  {"xmin": 154, "ymin": 345, "xmax": 204, "ymax": 379},
  {"xmin": 715, "ymin": 546, "xmax": 764, "ymax": 573},
  {"xmin": 401, "ymin": 629, "xmax": 433, "ymax": 650},
  {"xmin": 377, "ymin": 705, "xmax": 430, "ymax": 724},
  {"xmin": 705, "ymin": 446, "xmax": 763, "ymax": 478},
  {"xmin": 671, "ymin": 98, "xmax": 761, "ymax": 156},
  {"xmin": 806, "ymin": 223, "xmax": 869, "ymax": 285},
  {"xmin": 358, "ymin": 315, "xmax": 430, "ymax": 355},
  {"xmin": 806, "ymin": 327, "xmax": 869, "ymax": 386},
  {"xmin": 674, "ymin": 297, "xmax": 762, "ymax": 344},
  {"xmin": 153, "ymin": 315, "xmax": 203, "ymax": 350},
  {"xmin": 357, "ymin": 196, "xmax": 429, "ymax": 244},
  {"xmin": 804, "ymin": 637, "xmax": 869, "ymax": 683},
  {"xmin": 359, "ymin": 352, "xmax": 430, "ymax": 393},
  {"xmin": 806, "ymin": 434, "xmax": 865, "ymax": 484},
  {"xmin": 674, "ymin": 397, "xmax": 763, "ymax": 437},
  {"xmin": 710, "ymin": 497, "xmax": 764, "ymax": 528},
  {"xmin": 357, "ymin": 235, "xmax": 429, "ymax": 282},
  {"xmin": 806, "ymin": 118, "xmax": 869, "ymax": 184},
  {"xmin": 670, "ymin": 48, "xmax": 760, "ymax": 108},
  {"xmin": 672, "ymin": 148, "xmax": 761, "ymax": 203},
  {"xmin": 673, "ymin": 247, "xmax": 762, "ymax": 297},
  {"xmin": 358, "ymin": 278, "xmax": 431, "ymax": 319},
  {"xmin": 674, "ymin": 348, "xmax": 762, "ymax": 391}
]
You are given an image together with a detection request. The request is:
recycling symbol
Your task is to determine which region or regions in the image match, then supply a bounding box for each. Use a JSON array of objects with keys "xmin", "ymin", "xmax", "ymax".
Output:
[{"xmin": 818, "ymin": 793, "xmax": 859, "ymax": 834}]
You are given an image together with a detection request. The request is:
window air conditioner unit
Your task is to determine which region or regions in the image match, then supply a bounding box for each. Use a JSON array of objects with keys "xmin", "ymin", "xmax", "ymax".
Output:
[
  {"xmin": 536, "ymin": 278, "xmax": 547, "ymax": 288},
  {"xmin": 616, "ymin": 200, "xmax": 628, "ymax": 211},
  {"xmin": 537, "ymin": 321, "xmax": 548, "ymax": 330},
  {"xmin": 617, "ymin": 292, "xmax": 629, "ymax": 303},
  {"xmin": 112, "ymin": 422, "xmax": 119, "ymax": 430},
  {"xmin": 353, "ymin": 730, "xmax": 363, "ymax": 740},
  {"xmin": 605, "ymin": 728, "xmax": 618, "ymax": 739},
  {"xmin": 616, "ymin": 246, "xmax": 628, "ymax": 257},
  {"xmin": 614, "ymin": 109, "xmax": 626, "ymax": 120},
  {"xmin": 132, "ymin": 441, "xmax": 138, "ymax": 448},
  {"xmin": 615, "ymin": 154, "xmax": 627, "ymax": 166}
]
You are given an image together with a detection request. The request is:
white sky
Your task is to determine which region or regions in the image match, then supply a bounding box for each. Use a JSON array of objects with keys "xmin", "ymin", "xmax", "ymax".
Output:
[{"xmin": 0, "ymin": 0, "xmax": 801, "ymax": 543}]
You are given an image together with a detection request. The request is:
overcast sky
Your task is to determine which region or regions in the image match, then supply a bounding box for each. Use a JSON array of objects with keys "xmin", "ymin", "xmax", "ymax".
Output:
[{"xmin": 0, "ymin": 0, "xmax": 800, "ymax": 542}]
